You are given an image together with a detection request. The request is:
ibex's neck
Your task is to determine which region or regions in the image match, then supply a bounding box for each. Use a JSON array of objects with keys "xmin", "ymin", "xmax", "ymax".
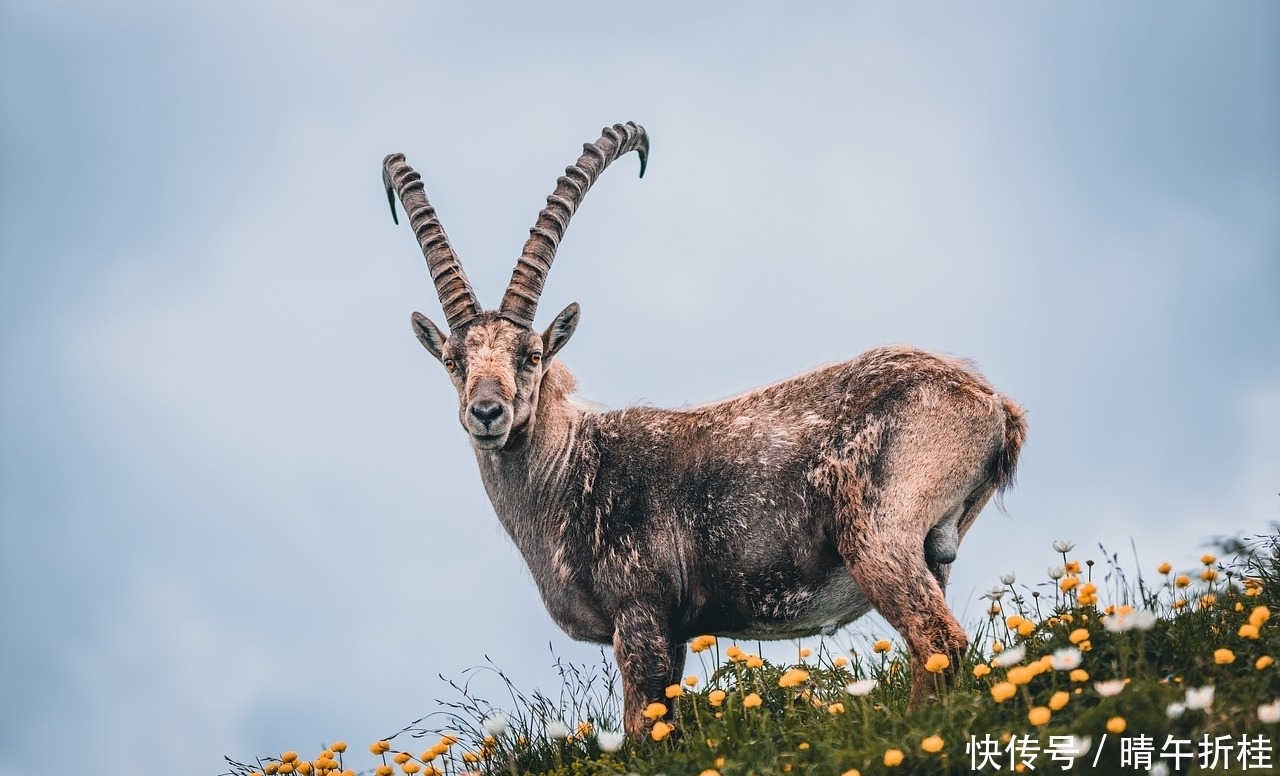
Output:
[{"xmin": 473, "ymin": 360, "xmax": 586, "ymax": 540}]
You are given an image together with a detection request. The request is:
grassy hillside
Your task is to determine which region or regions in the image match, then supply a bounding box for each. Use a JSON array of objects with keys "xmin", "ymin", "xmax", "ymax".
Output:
[{"xmin": 226, "ymin": 530, "xmax": 1280, "ymax": 775}]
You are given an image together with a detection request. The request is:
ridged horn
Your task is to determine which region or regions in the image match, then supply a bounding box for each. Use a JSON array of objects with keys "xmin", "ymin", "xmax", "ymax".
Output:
[
  {"xmin": 383, "ymin": 153, "xmax": 482, "ymax": 330},
  {"xmin": 498, "ymin": 122, "xmax": 649, "ymax": 328}
]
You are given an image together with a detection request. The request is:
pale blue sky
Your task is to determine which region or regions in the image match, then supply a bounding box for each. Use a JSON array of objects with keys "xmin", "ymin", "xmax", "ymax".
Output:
[{"xmin": 1, "ymin": 3, "xmax": 1277, "ymax": 774}]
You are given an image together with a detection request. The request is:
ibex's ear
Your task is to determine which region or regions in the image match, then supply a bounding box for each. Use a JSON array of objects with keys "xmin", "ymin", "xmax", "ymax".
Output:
[
  {"xmin": 411, "ymin": 312, "xmax": 447, "ymax": 362},
  {"xmin": 542, "ymin": 302, "xmax": 580, "ymax": 361}
]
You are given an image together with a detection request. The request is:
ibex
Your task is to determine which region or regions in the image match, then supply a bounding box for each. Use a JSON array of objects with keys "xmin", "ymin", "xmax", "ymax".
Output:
[{"xmin": 382, "ymin": 122, "xmax": 1026, "ymax": 738}]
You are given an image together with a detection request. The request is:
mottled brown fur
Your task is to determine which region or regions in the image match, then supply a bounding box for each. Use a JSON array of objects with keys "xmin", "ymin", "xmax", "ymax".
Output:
[{"xmin": 423, "ymin": 323, "xmax": 1026, "ymax": 735}]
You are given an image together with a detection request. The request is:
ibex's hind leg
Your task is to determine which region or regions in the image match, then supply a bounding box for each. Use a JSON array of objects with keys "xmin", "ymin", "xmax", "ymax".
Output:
[{"xmin": 837, "ymin": 498, "xmax": 971, "ymax": 710}]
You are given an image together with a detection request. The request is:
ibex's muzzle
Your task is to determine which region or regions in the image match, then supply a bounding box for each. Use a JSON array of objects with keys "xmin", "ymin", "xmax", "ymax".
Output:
[{"xmin": 465, "ymin": 381, "xmax": 512, "ymax": 448}]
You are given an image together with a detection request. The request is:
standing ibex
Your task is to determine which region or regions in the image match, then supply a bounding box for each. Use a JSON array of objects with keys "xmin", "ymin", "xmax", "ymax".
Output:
[{"xmin": 383, "ymin": 122, "xmax": 1026, "ymax": 738}]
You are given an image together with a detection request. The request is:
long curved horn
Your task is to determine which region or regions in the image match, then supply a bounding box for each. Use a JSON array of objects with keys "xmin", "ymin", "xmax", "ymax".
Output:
[
  {"xmin": 383, "ymin": 153, "xmax": 482, "ymax": 330},
  {"xmin": 498, "ymin": 122, "xmax": 649, "ymax": 328}
]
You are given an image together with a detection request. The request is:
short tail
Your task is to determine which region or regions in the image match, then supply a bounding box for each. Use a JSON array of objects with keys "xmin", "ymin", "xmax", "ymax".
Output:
[{"xmin": 992, "ymin": 396, "xmax": 1028, "ymax": 512}]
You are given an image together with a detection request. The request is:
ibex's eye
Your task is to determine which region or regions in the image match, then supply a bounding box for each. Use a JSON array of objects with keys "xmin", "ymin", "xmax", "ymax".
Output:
[
  {"xmin": 443, "ymin": 358, "xmax": 456, "ymax": 372},
  {"xmin": 529, "ymin": 352, "xmax": 542, "ymax": 366}
]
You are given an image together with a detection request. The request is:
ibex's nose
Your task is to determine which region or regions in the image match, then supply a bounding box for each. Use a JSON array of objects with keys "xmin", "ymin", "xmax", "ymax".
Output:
[{"xmin": 470, "ymin": 400, "xmax": 504, "ymax": 425}]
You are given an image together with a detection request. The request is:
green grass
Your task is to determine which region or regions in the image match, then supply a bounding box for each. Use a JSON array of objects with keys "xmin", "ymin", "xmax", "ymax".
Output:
[{"xmin": 225, "ymin": 529, "xmax": 1280, "ymax": 776}]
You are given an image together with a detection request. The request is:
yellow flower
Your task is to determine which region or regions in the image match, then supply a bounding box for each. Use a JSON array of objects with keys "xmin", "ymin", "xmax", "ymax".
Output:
[
  {"xmin": 1069, "ymin": 669, "xmax": 1089, "ymax": 682},
  {"xmin": 1049, "ymin": 691, "xmax": 1070, "ymax": 710},
  {"xmin": 746, "ymin": 654, "xmax": 764, "ymax": 669},
  {"xmin": 990, "ymin": 682, "xmax": 1017, "ymax": 703},
  {"xmin": 1237, "ymin": 602, "xmax": 1245, "ymax": 611},
  {"xmin": 265, "ymin": 765, "xmax": 280, "ymax": 776},
  {"xmin": 1215, "ymin": 648, "xmax": 1236, "ymax": 664},
  {"xmin": 665, "ymin": 684, "xmax": 683, "ymax": 698},
  {"xmin": 1007, "ymin": 667, "xmax": 1033, "ymax": 686},
  {"xmin": 1006, "ymin": 614, "xmax": 1024, "ymax": 628},
  {"xmin": 841, "ymin": 771, "xmax": 861, "ymax": 776},
  {"xmin": 1175, "ymin": 575, "xmax": 1191, "ymax": 588},
  {"xmin": 1078, "ymin": 582, "xmax": 1098, "ymax": 606},
  {"xmin": 576, "ymin": 721, "xmax": 592, "ymax": 737},
  {"xmin": 799, "ymin": 647, "xmax": 812, "ymax": 658},
  {"xmin": 1200, "ymin": 594, "xmax": 1217, "ymax": 607},
  {"xmin": 439, "ymin": 735, "xmax": 458, "ymax": 747},
  {"xmin": 370, "ymin": 742, "xmax": 391, "ymax": 755},
  {"xmin": 743, "ymin": 692, "xmax": 762, "ymax": 708},
  {"xmin": 282, "ymin": 753, "xmax": 299, "ymax": 763},
  {"xmin": 1174, "ymin": 599, "xmax": 1187, "ymax": 609},
  {"xmin": 1201, "ymin": 554, "xmax": 1217, "ymax": 565},
  {"xmin": 1201, "ymin": 569, "xmax": 1219, "ymax": 582},
  {"xmin": 1257, "ymin": 656, "xmax": 1274, "ymax": 670},
  {"xmin": 1107, "ymin": 717, "xmax": 1127, "ymax": 734},
  {"xmin": 883, "ymin": 749, "xmax": 904, "ymax": 767},
  {"xmin": 691, "ymin": 635, "xmax": 717, "ymax": 653},
  {"xmin": 295, "ymin": 764, "xmax": 312, "ymax": 776},
  {"xmin": 650, "ymin": 721, "xmax": 674, "ymax": 742},
  {"xmin": 973, "ymin": 664, "xmax": 992, "ymax": 678},
  {"xmin": 375, "ymin": 766, "xmax": 392, "ymax": 776},
  {"xmin": 1068, "ymin": 628, "xmax": 1090, "ymax": 644},
  {"xmin": 708, "ymin": 689, "xmax": 727, "ymax": 707},
  {"xmin": 725, "ymin": 645, "xmax": 744, "ymax": 661},
  {"xmin": 429, "ymin": 743, "xmax": 448, "ymax": 757},
  {"xmin": 1158, "ymin": 562, "xmax": 1172, "ymax": 574},
  {"xmin": 921, "ymin": 735, "xmax": 944, "ymax": 753},
  {"xmin": 402, "ymin": 763, "xmax": 421, "ymax": 774},
  {"xmin": 393, "ymin": 754, "xmax": 410, "ymax": 765},
  {"xmin": 992, "ymin": 641, "xmax": 1004, "ymax": 653},
  {"xmin": 1060, "ymin": 576, "xmax": 1080, "ymax": 592},
  {"xmin": 779, "ymin": 668, "xmax": 811, "ymax": 687},
  {"xmin": 684, "ymin": 674, "xmax": 699, "ymax": 687},
  {"xmin": 1240, "ymin": 624, "xmax": 1261, "ymax": 639},
  {"xmin": 924, "ymin": 653, "xmax": 950, "ymax": 673},
  {"xmin": 1027, "ymin": 707, "xmax": 1051, "ymax": 726},
  {"xmin": 798, "ymin": 742, "xmax": 810, "ymax": 750},
  {"xmin": 1079, "ymin": 639, "xmax": 1092, "ymax": 652},
  {"xmin": 698, "ymin": 771, "xmax": 721, "ymax": 776},
  {"xmin": 828, "ymin": 702, "xmax": 846, "ymax": 714},
  {"xmin": 1017, "ymin": 620, "xmax": 1035, "ymax": 637},
  {"xmin": 834, "ymin": 655, "xmax": 849, "ymax": 668},
  {"xmin": 873, "ymin": 639, "xmax": 892, "ymax": 654},
  {"xmin": 1251, "ymin": 606, "xmax": 1272, "ymax": 627},
  {"xmin": 1065, "ymin": 560, "xmax": 1081, "ymax": 574}
]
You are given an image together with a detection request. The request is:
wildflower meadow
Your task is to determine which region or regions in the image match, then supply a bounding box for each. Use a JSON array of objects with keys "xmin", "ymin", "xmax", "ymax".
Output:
[{"xmin": 225, "ymin": 530, "xmax": 1280, "ymax": 775}]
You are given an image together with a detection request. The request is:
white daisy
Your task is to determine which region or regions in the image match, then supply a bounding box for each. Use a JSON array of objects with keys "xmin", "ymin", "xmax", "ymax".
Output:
[
  {"xmin": 845, "ymin": 679, "xmax": 877, "ymax": 696},
  {"xmin": 596, "ymin": 728, "xmax": 625, "ymax": 752}
]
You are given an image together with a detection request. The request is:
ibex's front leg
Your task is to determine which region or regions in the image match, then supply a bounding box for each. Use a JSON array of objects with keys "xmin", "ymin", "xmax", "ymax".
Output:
[{"xmin": 613, "ymin": 608, "xmax": 684, "ymax": 738}]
